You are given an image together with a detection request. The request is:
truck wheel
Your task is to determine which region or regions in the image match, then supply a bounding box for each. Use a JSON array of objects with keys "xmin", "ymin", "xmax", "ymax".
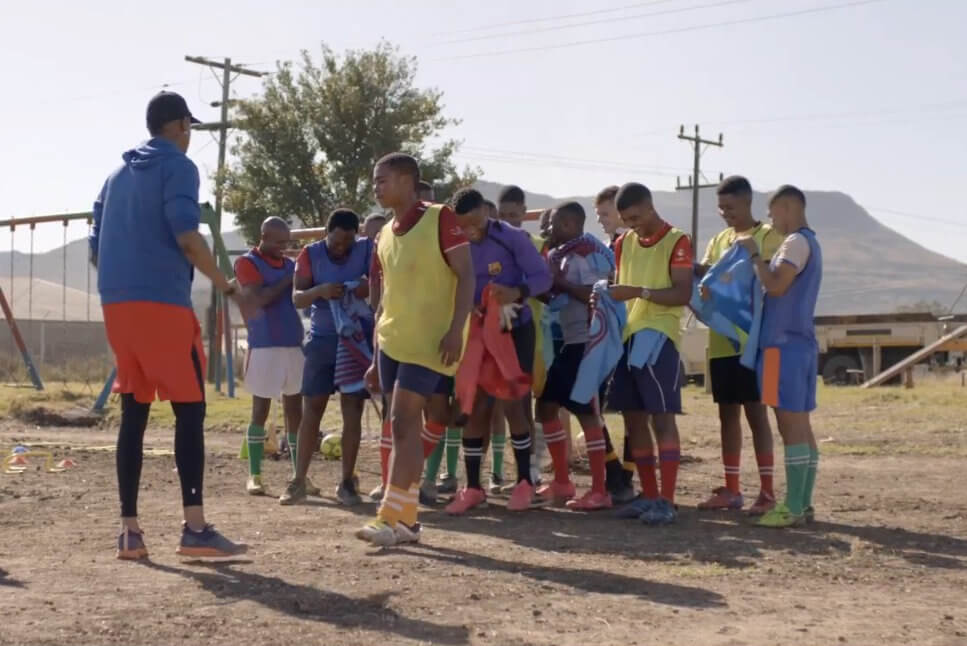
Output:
[{"xmin": 822, "ymin": 353, "xmax": 860, "ymax": 385}]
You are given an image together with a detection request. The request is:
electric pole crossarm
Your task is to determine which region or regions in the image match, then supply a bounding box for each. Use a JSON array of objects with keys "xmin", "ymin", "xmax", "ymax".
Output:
[{"xmin": 184, "ymin": 56, "xmax": 266, "ymax": 78}]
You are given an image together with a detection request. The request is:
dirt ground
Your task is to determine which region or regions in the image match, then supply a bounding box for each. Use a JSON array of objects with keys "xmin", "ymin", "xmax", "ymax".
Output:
[{"xmin": 1, "ymin": 381, "xmax": 966, "ymax": 646}]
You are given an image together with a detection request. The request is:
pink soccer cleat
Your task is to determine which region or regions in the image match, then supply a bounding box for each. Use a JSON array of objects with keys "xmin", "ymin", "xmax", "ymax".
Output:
[{"xmin": 445, "ymin": 487, "xmax": 488, "ymax": 515}]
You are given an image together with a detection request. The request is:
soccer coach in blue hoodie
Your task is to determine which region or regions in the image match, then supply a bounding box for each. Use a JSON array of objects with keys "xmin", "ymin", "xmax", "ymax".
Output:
[{"xmin": 91, "ymin": 91, "xmax": 253, "ymax": 561}]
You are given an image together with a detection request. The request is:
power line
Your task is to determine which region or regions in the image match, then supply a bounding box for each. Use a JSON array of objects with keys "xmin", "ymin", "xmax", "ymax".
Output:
[
  {"xmin": 436, "ymin": 0, "xmax": 891, "ymax": 62},
  {"xmin": 455, "ymin": 149, "xmax": 688, "ymax": 178},
  {"xmin": 30, "ymin": 78, "xmax": 207, "ymax": 108},
  {"xmin": 461, "ymin": 145, "xmax": 691, "ymax": 173},
  {"xmin": 438, "ymin": 0, "xmax": 680, "ymax": 36},
  {"xmin": 864, "ymin": 207, "xmax": 967, "ymax": 229},
  {"xmin": 631, "ymin": 98, "xmax": 967, "ymax": 137},
  {"xmin": 440, "ymin": 0, "xmax": 753, "ymax": 45},
  {"xmin": 705, "ymin": 99, "xmax": 967, "ymax": 128}
]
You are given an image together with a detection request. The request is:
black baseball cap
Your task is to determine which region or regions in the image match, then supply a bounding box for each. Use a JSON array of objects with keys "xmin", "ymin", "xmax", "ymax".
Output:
[{"xmin": 146, "ymin": 91, "xmax": 201, "ymax": 134}]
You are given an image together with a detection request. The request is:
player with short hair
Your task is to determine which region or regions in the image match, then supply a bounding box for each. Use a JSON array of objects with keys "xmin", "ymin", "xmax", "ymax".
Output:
[
  {"xmin": 695, "ymin": 175, "xmax": 781, "ymax": 514},
  {"xmin": 280, "ymin": 209, "xmax": 374, "ymax": 507},
  {"xmin": 92, "ymin": 91, "xmax": 250, "ymax": 560},
  {"xmin": 235, "ymin": 217, "xmax": 305, "ymax": 496},
  {"xmin": 739, "ymin": 185, "xmax": 822, "ymax": 528},
  {"xmin": 418, "ymin": 180, "xmax": 435, "ymax": 202},
  {"xmin": 445, "ymin": 188, "xmax": 551, "ymax": 514},
  {"xmin": 357, "ymin": 153, "xmax": 474, "ymax": 546},
  {"xmin": 605, "ymin": 182, "xmax": 693, "ymax": 526},
  {"xmin": 593, "ymin": 184, "xmax": 636, "ymax": 502},
  {"xmin": 594, "ymin": 185, "xmax": 626, "ymax": 246},
  {"xmin": 536, "ymin": 201, "xmax": 616, "ymax": 510},
  {"xmin": 363, "ymin": 213, "xmax": 387, "ymax": 241}
]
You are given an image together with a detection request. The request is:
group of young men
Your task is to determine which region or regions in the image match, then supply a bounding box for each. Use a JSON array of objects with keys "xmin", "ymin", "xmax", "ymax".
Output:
[{"xmin": 95, "ymin": 91, "xmax": 823, "ymax": 560}]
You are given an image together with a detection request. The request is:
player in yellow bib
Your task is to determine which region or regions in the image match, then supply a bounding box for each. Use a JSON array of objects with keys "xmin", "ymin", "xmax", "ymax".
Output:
[
  {"xmin": 695, "ymin": 176, "xmax": 782, "ymax": 515},
  {"xmin": 602, "ymin": 183, "xmax": 693, "ymax": 526},
  {"xmin": 357, "ymin": 153, "xmax": 474, "ymax": 546}
]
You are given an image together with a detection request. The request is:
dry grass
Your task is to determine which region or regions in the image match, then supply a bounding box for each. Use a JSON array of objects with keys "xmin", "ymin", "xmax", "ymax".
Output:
[
  {"xmin": 3, "ymin": 372, "xmax": 965, "ymax": 457},
  {"xmin": 0, "ymin": 381, "xmax": 374, "ymax": 436}
]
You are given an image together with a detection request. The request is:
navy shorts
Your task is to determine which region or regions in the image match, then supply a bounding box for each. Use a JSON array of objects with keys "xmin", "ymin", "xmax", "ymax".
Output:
[
  {"xmin": 378, "ymin": 350, "xmax": 452, "ymax": 398},
  {"xmin": 302, "ymin": 335, "xmax": 368, "ymax": 399},
  {"xmin": 538, "ymin": 342, "xmax": 595, "ymax": 416},
  {"xmin": 710, "ymin": 355, "xmax": 760, "ymax": 404},
  {"xmin": 301, "ymin": 335, "xmax": 337, "ymax": 397},
  {"xmin": 607, "ymin": 338, "xmax": 682, "ymax": 414}
]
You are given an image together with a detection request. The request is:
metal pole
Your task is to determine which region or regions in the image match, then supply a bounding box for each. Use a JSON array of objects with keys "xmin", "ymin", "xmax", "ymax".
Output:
[
  {"xmin": 691, "ymin": 125, "xmax": 700, "ymax": 245},
  {"xmin": 93, "ymin": 367, "xmax": 116, "ymax": 412},
  {"xmin": 223, "ymin": 295, "xmax": 235, "ymax": 398},
  {"xmin": 0, "ymin": 287, "xmax": 43, "ymax": 390},
  {"xmin": 86, "ymin": 219, "xmax": 92, "ymax": 322},
  {"xmin": 62, "ymin": 220, "xmax": 67, "ymax": 322},
  {"xmin": 208, "ymin": 58, "xmax": 232, "ymax": 384},
  {"xmin": 28, "ymin": 224, "xmax": 34, "ymax": 321},
  {"xmin": 8, "ymin": 223, "xmax": 13, "ymax": 316}
]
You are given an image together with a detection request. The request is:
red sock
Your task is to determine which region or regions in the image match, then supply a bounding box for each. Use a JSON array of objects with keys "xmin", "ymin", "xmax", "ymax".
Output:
[
  {"xmin": 756, "ymin": 452, "xmax": 775, "ymax": 498},
  {"xmin": 583, "ymin": 426, "xmax": 607, "ymax": 495},
  {"xmin": 542, "ymin": 418, "xmax": 570, "ymax": 485},
  {"xmin": 421, "ymin": 421, "xmax": 445, "ymax": 459},
  {"xmin": 724, "ymin": 453, "xmax": 741, "ymax": 495},
  {"xmin": 632, "ymin": 448, "xmax": 659, "ymax": 499},
  {"xmin": 379, "ymin": 420, "xmax": 392, "ymax": 486},
  {"xmin": 658, "ymin": 443, "xmax": 680, "ymax": 503}
]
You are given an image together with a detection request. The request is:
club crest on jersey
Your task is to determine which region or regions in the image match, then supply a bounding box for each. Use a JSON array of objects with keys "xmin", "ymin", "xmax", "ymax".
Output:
[{"xmin": 488, "ymin": 261, "xmax": 502, "ymax": 276}]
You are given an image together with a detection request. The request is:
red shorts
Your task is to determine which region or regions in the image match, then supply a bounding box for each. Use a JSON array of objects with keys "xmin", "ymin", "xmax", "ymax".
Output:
[{"xmin": 103, "ymin": 302, "xmax": 207, "ymax": 404}]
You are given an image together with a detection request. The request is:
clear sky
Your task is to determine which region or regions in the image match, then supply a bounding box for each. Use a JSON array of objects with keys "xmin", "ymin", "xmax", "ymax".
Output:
[{"xmin": 2, "ymin": 0, "xmax": 965, "ymax": 260}]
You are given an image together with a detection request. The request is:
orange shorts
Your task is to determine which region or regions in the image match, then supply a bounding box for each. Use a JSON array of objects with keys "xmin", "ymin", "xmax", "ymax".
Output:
[{"xmin": 103, "ymin": 302, "xmax": 207, "ymax": 404}]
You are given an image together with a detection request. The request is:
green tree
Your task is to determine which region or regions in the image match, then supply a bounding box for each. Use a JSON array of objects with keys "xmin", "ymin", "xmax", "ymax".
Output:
[{"xmin": 223, "ymin": 42, "xmax": 479, "ymax": 243}]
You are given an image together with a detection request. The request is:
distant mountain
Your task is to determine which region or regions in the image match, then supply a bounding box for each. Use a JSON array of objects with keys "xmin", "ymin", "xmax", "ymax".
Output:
[
  {"xmin": 473, "ymin": 180, "xmax": 967, "ymax": 315},
  {"xmin": 2, "ymin": 190, "xmax": 964, "ymax": 316},
  {"xmin": 0, "ymin": 230, "xmax": 248, "ymax": 320}
]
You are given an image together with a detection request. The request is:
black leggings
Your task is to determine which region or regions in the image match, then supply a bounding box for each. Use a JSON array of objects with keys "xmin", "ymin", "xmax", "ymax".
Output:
[
  {"xmin": 117, "ymin": 347, "xmax": 207, "ymax": 517},
  {"xmin": 117, "ymin": 396, "xmax": 207, "ymax": 516}
]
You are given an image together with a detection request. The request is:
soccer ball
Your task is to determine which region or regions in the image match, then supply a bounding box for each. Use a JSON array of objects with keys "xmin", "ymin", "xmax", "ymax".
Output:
[{"xmin": 320, "ymin": 433, "xmax": 342, "ymax": 460}]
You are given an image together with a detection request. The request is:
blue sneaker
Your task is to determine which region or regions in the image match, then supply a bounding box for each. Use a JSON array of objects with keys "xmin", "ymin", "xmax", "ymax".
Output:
[
  {"xmin": 639, "ymin": 498, "xmax": 677, "ymax": 526},
  {"xmin": 116, "ymin": 527, "xmax": 148, "ymax": 560},
  {"xmin": 614, "ymin": 497, "xmax": 658, "ymax": 519},
  {"xmin": 176, "ymin": 524, "xmax": 248, "ymax": 561}
]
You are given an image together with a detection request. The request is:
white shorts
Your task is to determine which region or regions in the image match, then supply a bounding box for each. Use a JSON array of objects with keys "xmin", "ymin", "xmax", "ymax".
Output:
[{"xmin": 244, "ymin": 347, "xmax": 304, "ymax": 399}]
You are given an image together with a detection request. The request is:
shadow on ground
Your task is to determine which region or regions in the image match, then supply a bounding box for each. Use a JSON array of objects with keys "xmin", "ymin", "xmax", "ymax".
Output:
[
  {"xmin": 0, "ymin": 567, "xmax": 25, "ymax": 588},
  {"xmin": 142, "ymin": 561, "xmax": 470, "ymax": 645},
  {"xmin": 373, "ymin": 543, "xmax": 727, "ymax": 609}
]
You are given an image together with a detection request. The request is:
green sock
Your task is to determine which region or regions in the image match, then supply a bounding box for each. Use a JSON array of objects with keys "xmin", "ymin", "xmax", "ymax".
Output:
[
  {"xmin": 424, "ymin": 437, "xmax": 445, "ymax": 483},
  {"xmin": 287, "ymin": 432, "xmax": 298, "ymax": 477},
  {"xmin": 491, "ymin": 431, "xmax": 506, "ymax": 480},
  {"xmin": 444, "ymin": 427, "xmax": 461, "ymax": 477},
  {"xmin": 783, "ymin": 443, "xmax": 811, "ymax": 516},
  {"xmin": 803, "ymin": 447, "xmax": 819, "ymax": 510},
  {"xmin": 247, "ymin": 424, "xmax": 266, "ymax": 477}
]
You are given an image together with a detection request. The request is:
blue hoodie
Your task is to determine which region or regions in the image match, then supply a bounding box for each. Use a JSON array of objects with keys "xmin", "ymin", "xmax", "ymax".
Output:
[{"xmin": 90, "ymin": 137, "xmax": 201, "ymax": 308}]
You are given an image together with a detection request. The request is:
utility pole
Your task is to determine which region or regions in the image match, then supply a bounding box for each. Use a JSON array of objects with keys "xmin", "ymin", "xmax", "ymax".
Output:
[
  {"xmin": 675, "ymin": 124, "xmax": 724, "ymax": 247},
  {"xmin": 184, "ymin": 56, "xmax": 265, "ymax": 390}
]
